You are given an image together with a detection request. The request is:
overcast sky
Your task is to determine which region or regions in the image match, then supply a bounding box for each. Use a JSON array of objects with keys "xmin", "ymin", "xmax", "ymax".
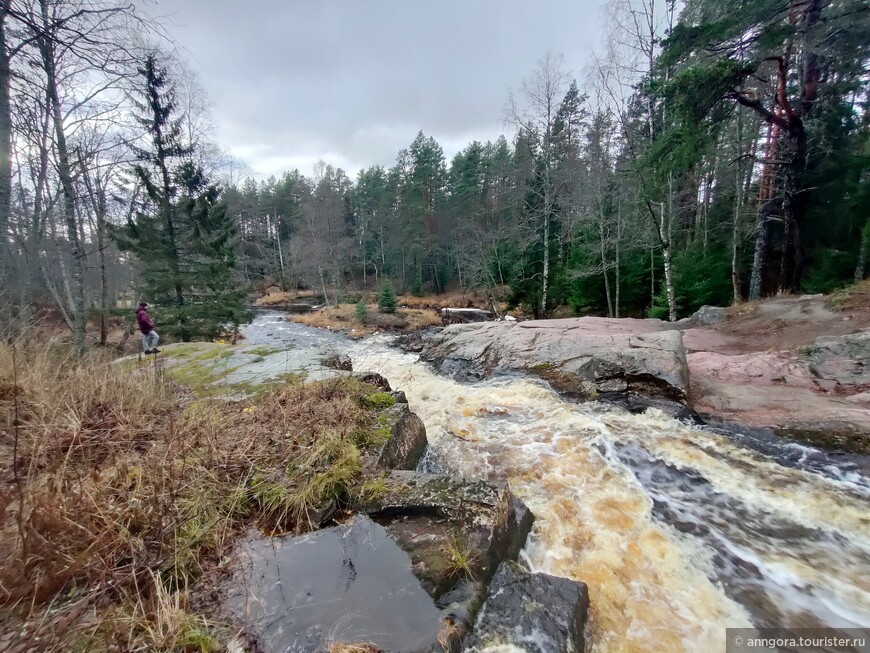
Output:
[{"xmin": 149, "ymin": 0, "xmax": 606, "ymax": 180}]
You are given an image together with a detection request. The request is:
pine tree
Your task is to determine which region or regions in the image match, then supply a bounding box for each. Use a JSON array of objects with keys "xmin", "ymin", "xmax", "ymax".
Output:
[
  {"xmin": 114, "ymin": 53, "xmax": 250, "ymax": 341},
  {"xmin": 355, "ymin": 300, "xmax": 368, "ymax": 324},
  {"xmin": 378, "ymin": 283, "xmax": 397, "ymax": 314}
]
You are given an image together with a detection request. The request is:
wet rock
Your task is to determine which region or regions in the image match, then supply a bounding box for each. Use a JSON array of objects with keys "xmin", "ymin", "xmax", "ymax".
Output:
[
  {"xmin": 377, "ymin": 404, "xmax": 429, "ymax": 470},
  {"xmin": 323, "ymin": 352, "xmax": 353, "ymax": 371},
  {"xmin": 223, "ymin": 516, "xmax": 442, "ymax": 653},
  {"xmin": 355, "ymin": 371, "xmax": 392, "ymax": 391},
  {"xmin": 396, "ymin": 332, "xmax": 426, "ymax": 353},
  {"xmin": 391, "ymin": 390, "xmax": 408, "ymax": 403},
  {"xmin": 689, "ymin": 347, "xmax": 870, "ymax": 452},
  {"xmin": 464, "ymin": 563, "xmax": 589, "ymax": 653},
  {"xmin": 614, "ymin": 391, "xmax": 701, "ymax": 422},
  {"xmin": 354, "ymin": 471, "xmax": 534, "ymax": 603},
  {"xmin": 422, "ymin": 318, "xmax": 689, "ymax": 402}
]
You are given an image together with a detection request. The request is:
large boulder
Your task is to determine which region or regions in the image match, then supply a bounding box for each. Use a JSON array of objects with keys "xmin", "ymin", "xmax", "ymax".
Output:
[
  {"xmin": 377, "ymin": 404, "xmax": 429, "ymax": 470},
  {"xmin": 687, "ymin": 305, "xmax": 727, "ymax": 327},
  {"xmin": 802, "ymin": 329, "xmax": 870, "ymax": 390},
  {"xmin": 422, "ymin": 318, "xmax": 689, "ymax": 401},
  {"xmin": 353, "ymin": 471, "xmax": 534, "ymax": 604},
  {"xmin": 222, "ymin": 516, "xmax": 443, "ymax": 653},
  {"xmin": 464, "ymin": 563, "xmax": 589, "ymax": 653}
]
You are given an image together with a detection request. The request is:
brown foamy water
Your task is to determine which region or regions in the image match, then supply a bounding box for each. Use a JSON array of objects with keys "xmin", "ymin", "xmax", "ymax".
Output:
[{"xmin": 348, "ymin": 339, "xmax": 870, "ymax": 653}]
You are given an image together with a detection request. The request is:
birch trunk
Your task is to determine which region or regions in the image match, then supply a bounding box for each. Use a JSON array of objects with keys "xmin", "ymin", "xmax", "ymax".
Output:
[{"xmin": 39, "ymin": 2, "xmax": 85, "ymax": 351}]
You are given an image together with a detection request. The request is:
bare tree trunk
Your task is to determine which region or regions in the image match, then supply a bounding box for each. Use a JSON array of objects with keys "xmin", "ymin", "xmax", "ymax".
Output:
[
  {"xmin": 660, "ymin": 204, "xmax": 677, "ymax": 321},
  {"xmin": 731, "ymin": 202, "xmax": 742, "ymax": 303},
  {"xmin": 80, "ymin": 161, "xmax": 111, "ymax": 346},
  {"xmin": 598, "ymin": 219, "xmax": 612, "ymax": 317},
  {"xmin": 732, "ymin": 112, "xmax": 744, "ymax": 303},
  {"xmin": 318, "ymin": 266, "xmax": 329, "ymax": 306},
  {"xmin": 749, "ymin": 111, "xmax": 781, "ymax": 300},
  {"xmin": 97, "ymin": 204, "xmax": 108, "ymax": 345},
  {"xmin": 541, "ymin": 200, "xmax": 550, "ymax": 318},
  {"xmin": 661, "ymin": 174, "xmax": 677, "ymax": 322},
  {"xmin": 39, "ymin": 5, "xmax": 85, "ymax": 350},
  {"xmin": 615, "ymin": 203, "xmax": 621, "ymax": 318},
  {"xmin": 856, "ymin": 231, "xmax": 867, "ymax": 283},
  {"xmin": 275, "ymin": 212, "xmax": 286, "ymax": 286},
  {"xmin": 749, "ymin": 218, "xmax": 770, "ymax": 300},
  {"xmin": 0, "ymin": 3, "xmax": 11, "ymax": 286}
]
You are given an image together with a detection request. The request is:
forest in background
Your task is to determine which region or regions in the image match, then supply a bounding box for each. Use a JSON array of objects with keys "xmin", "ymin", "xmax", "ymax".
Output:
[{"xmin": 0, "ymin": 0, "xmax": 868, "ymax": 350}]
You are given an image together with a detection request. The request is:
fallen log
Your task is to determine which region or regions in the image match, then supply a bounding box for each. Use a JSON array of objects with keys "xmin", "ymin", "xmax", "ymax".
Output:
[{"xmin": 440, "ymin": 307, "xmax": 494, "ymax": 325}]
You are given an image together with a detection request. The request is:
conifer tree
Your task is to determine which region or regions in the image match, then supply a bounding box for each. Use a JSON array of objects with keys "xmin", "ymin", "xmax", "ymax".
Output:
[
  {"xmin": 378, "ymin": 283, "xmax": 397, "ymax": 314},
  {"xmin": 114, "ymin": 53, "xmax": 249, "ymax": 340}
]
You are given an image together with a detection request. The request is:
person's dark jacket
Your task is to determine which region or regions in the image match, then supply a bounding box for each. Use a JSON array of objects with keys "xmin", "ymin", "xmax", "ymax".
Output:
[{"xmin": 136, "ymin": 306, "xmax": 154, "ymax": 334}]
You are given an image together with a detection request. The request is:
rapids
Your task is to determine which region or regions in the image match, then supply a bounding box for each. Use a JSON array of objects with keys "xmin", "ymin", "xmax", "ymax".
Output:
[{"xmin": 244, "ymin": 312, "xmax": 870, "ymax": 653}]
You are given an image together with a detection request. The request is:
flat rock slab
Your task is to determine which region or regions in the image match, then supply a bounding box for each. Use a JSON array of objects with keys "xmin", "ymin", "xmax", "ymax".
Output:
[
  {"xmin": 689, "ymin": 349, "xmax": 870, "ymax": 452},
  {"xmin": 354, "ymin": 472, "xmax": 534, "ymax": 603},
  {"xmin": 464, "ymin": 563, "xmax": 589, "ymax": 653},
  {"xmin": 224, "ymin": 516, "xmax": 442, "ymax": 653},
  {"xmin": 421, "ymin": 318, "xmax": 689, "ymax": 401}
]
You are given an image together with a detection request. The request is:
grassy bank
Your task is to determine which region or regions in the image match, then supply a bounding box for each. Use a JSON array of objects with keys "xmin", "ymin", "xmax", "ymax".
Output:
[
  {"xmin": 0, "ymin": 337, "xmax": 396, "ymax": 651},
  {"xmin": 289, "ymin": 302, "xmax": 442, "ymax": 337},
  {"xmin": 255, "ymin": 289, "xmax": 514, "ymax": 337}
]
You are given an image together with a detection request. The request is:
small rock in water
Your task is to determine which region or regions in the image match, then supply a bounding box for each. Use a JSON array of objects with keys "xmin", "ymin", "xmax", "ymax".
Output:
[
  {"xmin": 355, "ymin": 371, "xmax": 392, "ymax": 391},
  {"xmin": 465, "ymin": 563, "xmax": 589, "ymax": 653},
  {"xmin": 323, "ymin": 352, "xmax": 353, "ymax": 371}
]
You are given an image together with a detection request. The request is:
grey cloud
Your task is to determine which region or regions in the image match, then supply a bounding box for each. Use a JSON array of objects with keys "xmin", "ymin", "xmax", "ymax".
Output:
[{"xmin": 150, "ymin": 0, "xmax": 604, "ymax": 178}]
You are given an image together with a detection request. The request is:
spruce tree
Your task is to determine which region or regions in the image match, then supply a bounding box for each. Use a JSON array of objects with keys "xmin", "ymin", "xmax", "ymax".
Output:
[
  {"xmin": 378, "ymin": 283, "xmax": 397, "ymax": 314},
  {"xmin": 355, "ymin": 300, "xmax": 368, "ymax": 324},
  {"xmin": 114, "ymin": 53, "xmax": 250, "ymax": 341}
]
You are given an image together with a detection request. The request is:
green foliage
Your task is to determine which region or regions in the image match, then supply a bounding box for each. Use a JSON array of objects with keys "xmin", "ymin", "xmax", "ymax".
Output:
[
  {"xmin": 361, "ymin": 392, "xmax": 395, "ymax": 409},
  {"xmin": 649, "ymin": 244, "xmax": 733, "ymax": 319},
  {"xmin": 114, "ymin": 54, "xmax": 250, "ymax": 341},
  {"xmin": 378, "ymin": 283, "xmax": 397, "ymax": 313},
  {"xmin": 355, "ymin": 300, "xmax": 369, "ymax": 324}
]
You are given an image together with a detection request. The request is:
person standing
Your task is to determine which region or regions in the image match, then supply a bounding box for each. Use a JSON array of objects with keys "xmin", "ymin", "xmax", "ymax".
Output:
[{"xmin": 135, "ymin": 302, "xmax": 160, "ymax": 354}]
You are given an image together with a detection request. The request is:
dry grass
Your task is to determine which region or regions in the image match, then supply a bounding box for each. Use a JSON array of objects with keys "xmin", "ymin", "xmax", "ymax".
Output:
[
  {"xmin": 826, "ymin": 279, "xmax": 870, "ymax": 312},
  {"xmin": 328, "ymin": 643, "xmax": 381, "ymax": 653},
  {"xmin": 0, "ymin": 336, "xmax": 394, "ymax": 652},
  {"xmin": 288, "ymin": 304, "xmax": 442, "ymax": 338},
  {"xmin": 254, "ymin": 289, "xmax": 319, "ymax": 307}
]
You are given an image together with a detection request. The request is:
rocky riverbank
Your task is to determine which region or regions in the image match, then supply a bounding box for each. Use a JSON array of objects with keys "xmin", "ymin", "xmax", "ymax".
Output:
[
  {"xmin": 421, "ymin": 293, "xmax": 870, "ymax": 453},
  {"xmin": 206, "ymin": 364, "xmax": 588, "ymax": 653},
  {"xmin": 131, "ymin": 334, "xmax": 587, "ymax": 652}
]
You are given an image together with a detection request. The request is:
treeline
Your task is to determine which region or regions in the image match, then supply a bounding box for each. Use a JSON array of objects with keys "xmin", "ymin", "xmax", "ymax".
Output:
[
  {"xmin": 226, "ymin": 0, "xmax": 870, "ymax": 319},
  {"xmin": 1, "ymin": 0, "xmax": 868, "ymax": 350}
]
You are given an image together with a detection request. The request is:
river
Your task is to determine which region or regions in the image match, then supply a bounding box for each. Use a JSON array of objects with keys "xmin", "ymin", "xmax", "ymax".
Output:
[{"xmin": 243, "ymin": 311, "xmax": 870, "ymax": 653}]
